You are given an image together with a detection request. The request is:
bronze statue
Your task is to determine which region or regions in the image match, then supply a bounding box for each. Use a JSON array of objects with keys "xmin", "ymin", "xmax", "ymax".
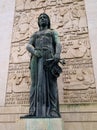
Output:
[{"xmin": 26, "ymin": 13, "xmax": 62, "ymax": 118}]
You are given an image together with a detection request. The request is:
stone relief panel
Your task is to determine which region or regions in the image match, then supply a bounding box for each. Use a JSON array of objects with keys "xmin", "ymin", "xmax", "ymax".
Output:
[
  {"xmin": 6, "ymin": 63, "xmax": 30, "ymax": 105},
  {"xmin": 10, "ymin": 41, "xmax": 30, "ymax": 63},
  {"xmin": 5, "ymin": 0, "xmax": 97, "ymax": 105},
  {"xmin": 62, "ymin": 59, "xmax": 97, "ymax": 103},
  {"xmin": 7, "ymin": 63, "xmax": 30, "ymax": 93}
]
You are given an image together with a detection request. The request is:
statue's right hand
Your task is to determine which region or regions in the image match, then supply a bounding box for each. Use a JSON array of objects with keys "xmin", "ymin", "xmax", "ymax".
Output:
[
  {"xmin": 34, "ymin": 50, "xmax": 42, "ymax": 58},
  {"xmin": 26, "ymin": 44, "xmax": 41, "ymax": 58}
]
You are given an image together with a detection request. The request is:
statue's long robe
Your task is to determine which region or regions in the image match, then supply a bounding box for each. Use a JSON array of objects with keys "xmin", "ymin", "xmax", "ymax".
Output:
[{"xmin": 28, "ymin": 29, "xmax": 61, "ymax": 117}]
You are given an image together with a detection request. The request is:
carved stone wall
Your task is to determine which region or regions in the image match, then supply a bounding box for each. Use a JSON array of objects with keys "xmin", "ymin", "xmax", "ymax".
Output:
[{"xmin": 5, "ymin": 0, "xmax": 97, "ymax": 106}]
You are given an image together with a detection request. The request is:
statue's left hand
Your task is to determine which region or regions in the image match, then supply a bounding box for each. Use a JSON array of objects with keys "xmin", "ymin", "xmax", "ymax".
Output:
[{"xmin": 53, "ymin": 53, "xmax": 60, "ymax": 63}]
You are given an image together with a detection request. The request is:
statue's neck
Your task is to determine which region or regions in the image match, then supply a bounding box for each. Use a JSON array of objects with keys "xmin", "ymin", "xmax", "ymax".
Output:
[{"xmin": 40, "ymin": 26, "xmax": 48, "ymax": 31}]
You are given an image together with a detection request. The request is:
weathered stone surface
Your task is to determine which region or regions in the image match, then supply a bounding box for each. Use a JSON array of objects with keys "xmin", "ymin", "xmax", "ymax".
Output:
[
  {"xmin": 1, "ymin": 104, "xmax": 97, "ymax": 130},
  {"xmin": 18, "ymin": 118, "xmax": 64, "ymax": 130},
  {"xmin": 16, "ymin": 0, "xmax": 25, "ymax": 11},
  {"xmin": 64, "ymin": 122, "xmax": 97, "ymax": 130},
  {"xmin": 5, "ymin": 0, "xmax": 97, "ymax": 106},
  {"xmin": 85, "ymin": 0, "xmax": 97, "ymax": 90},
  {"xmin": 0, "ymin": 0, "xmax": 15, "ymax": 106}
]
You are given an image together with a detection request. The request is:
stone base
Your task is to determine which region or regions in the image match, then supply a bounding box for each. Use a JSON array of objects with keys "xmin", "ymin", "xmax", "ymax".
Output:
[{"xmin": 17, "ymin": 118, "xmax": 64, "ymax": 130}]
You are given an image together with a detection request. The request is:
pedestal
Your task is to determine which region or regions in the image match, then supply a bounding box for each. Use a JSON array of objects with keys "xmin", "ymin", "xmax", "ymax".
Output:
[{"xmin": 17, "ymin": 118, "xmax": 64, "ymax": 130}]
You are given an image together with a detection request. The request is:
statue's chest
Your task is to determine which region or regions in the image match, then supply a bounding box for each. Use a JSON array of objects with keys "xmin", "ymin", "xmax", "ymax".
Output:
[{"xmin": 35, "ymin": 31, "xmax": 53, "ymax": 48}]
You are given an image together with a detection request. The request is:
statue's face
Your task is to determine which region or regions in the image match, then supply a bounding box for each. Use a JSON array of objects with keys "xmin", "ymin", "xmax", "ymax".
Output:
[{"xmin": 38, "ymin": 14, "xmax": 49, "ymax": 27}]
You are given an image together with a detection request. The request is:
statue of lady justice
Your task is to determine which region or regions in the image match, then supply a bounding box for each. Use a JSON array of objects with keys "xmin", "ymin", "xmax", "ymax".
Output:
[{"xmin": 26, "ymin": 13, "xmax": 62, "ymax": 118}]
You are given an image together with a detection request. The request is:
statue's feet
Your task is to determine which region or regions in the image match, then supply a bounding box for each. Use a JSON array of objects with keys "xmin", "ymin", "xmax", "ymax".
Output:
[
  {"xmin": 49, "ymin": 111, "xmax": 61, "ymax": 118},
  {"xmin": 20, "ymin": 112, "xmax": 36, "ymax": 119}
]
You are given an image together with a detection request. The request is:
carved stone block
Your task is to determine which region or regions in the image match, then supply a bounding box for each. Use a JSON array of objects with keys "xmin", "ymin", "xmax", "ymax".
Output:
[{"xmin": 17, "ymin": 118, "xmax": 64, "ymax": 130}]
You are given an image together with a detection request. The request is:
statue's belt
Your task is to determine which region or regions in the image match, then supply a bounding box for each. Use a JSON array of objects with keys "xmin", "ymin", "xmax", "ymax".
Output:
[{"xmin": 35, "ymin": 47, "xmax": 53, "ymax": 51}]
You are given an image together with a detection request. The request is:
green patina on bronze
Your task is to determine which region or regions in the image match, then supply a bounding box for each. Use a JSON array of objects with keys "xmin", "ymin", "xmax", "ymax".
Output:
[{"xmin": 26, "ymin": 13, "xmax": 62, "ymax": 118}]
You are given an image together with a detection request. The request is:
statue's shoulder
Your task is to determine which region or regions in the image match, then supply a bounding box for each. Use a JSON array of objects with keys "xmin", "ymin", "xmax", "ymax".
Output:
[
  {"xmin": 48, "ymin": 29, "xmax": 54, "ymax": 33},
  {"xmin": 49, "ymin": 29, "xmax": 58, "ymax": 35},
  {"xmin": 33, "ymin": 31, "xmax": 39, "ymax": 36},
  {"xmin": 30, "ymin": 31, "xmax": 39, "ymax": 38},
  {"xmin": 47, "ymin": 29, "xmax": 56, "ymax": 35},
  {"xmin": 30, "ymin": 29, "xmax": 58, "ymax": 37},
  {"xmin": 48, "ymin": 29, "xmax": 59, "ymax": 38}
]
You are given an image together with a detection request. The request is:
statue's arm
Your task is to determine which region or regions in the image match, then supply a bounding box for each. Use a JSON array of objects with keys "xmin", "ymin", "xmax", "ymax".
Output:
[
  {"xmin": 53, "ymin": 31, "xmax": 61, "ymax": 59},
  {"xmin": 26, "ymin": 35, "xmax": 35, "ymax": 54},
  {"xmin": 26, "ymin": 34, "xmax": 41, "ymax": 57}
]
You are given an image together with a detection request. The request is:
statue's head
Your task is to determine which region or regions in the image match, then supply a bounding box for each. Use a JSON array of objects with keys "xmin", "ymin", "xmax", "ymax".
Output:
[{"xmin": 38, "ymin": 13, "xmax": 51, "ymax": 29}]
